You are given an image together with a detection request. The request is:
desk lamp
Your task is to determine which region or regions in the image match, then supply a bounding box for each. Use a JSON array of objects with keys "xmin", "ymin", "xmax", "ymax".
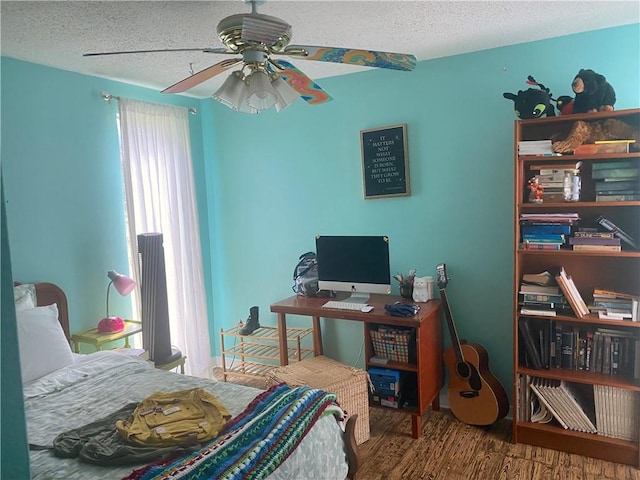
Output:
[{"xmin": 98, "ymin": 270, "xmax": 136, "ymax": 333}]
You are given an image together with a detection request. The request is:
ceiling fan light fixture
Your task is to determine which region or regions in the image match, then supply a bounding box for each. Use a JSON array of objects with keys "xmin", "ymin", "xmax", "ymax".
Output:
[
  {"xmin": 245, "ymin": 69, "xmax": 278, "ymax": 110},
  {"xmin": 212, "ymin": 70, "xmax": 248, "ymax": 110},
  {"xmin": 271, "ymin": 74, "xmax": 300, "ymax": 112}
]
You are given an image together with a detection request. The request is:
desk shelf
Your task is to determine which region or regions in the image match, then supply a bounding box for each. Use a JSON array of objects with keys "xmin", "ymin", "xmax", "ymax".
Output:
[{"xmin": 219, "ymin": 325, "xmax": 314, "ymax": 381}]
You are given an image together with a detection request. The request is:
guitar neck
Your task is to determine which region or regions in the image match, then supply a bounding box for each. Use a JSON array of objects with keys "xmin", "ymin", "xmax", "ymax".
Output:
[{"xmin": 439, "ymin": 286, "xmax": 465, "ymax": 363}]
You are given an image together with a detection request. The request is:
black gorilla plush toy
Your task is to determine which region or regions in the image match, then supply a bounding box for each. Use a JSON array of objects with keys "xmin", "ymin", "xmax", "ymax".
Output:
[{"xmin": 571, "ymin": 69, "xmax": 616, "ymax": 114}]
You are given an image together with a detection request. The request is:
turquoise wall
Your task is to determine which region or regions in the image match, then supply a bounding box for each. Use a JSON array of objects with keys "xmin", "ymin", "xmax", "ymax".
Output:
[
  {"xmin": 2, "ymin": 26, "xmax": 639, "ymax": 445},
  {"xmin": 204, "ymin": 24, "xmax": 640, "ymax": 380},
  {"xmin": 1, "ymin": 60, "xmax": 211, "ymax": 334}
]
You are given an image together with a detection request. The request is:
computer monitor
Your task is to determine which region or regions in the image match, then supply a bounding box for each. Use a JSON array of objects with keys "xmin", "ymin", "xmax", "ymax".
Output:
[{"xmin": 316, "ymin": 235, "xmax": 391, "ymax": 303}]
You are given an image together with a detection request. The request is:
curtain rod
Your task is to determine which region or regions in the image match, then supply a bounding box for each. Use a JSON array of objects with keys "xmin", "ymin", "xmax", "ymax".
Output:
[{"xmin": 100, "ymin": 91, "xmax": 198, "ymax": 116}]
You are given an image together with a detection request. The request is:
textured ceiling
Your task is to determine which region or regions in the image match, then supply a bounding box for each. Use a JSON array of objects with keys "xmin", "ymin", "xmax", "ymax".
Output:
[{"xmin": 2, "ymin": 1, "xmax": 639, "ymax": 99}]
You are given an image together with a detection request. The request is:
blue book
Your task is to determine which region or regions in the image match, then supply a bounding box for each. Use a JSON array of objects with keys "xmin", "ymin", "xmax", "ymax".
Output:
[
  {"xmin": 522, "ymin": 234, "xmax": 566, "ymax": 243},
  {"xmin": 521, "ymin": 224, "xmax": 572, "ymax": 235}
]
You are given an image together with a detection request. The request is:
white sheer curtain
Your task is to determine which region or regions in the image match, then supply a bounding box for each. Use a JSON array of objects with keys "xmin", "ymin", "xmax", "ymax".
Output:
[{"xmin": 117, "ymin": 98, "xmax": 211, "ymax": 378}]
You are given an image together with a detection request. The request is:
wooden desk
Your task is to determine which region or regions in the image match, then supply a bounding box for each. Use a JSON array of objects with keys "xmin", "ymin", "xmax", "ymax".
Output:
[{"xmin": 270, "ymin": 293, "xmax": 443, "ymax": 438}]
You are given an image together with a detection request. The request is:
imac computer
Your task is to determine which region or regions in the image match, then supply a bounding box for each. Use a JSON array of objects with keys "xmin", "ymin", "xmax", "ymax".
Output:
[{"xmin": 316, "ymin": 235, "xmax": 391, "ymax": 303}]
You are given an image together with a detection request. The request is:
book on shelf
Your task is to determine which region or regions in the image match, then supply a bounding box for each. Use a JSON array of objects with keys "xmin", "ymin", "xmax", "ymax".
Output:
[
  {"xmin": 573, "ymin": 231, "xmax": 615, "ymax": 239},
  {"xmin": 521, "ymin": 223, "xmax": 573, "ymax": 236},
  {"xmin": 591, "ymin": 167, "xmax": 639, "ymax": 180},
  {"xmin": 521, "ymin": 270, "xmax": 553, "ymax": 286},
  {"xmin": 560, "ymin": 327, "xmax": 575, "ymax": 370},
  {"xmin": 596, "ymin": 216, "xmax": 638, "ymax": 250},
  {"xmin": 529, "ymin": 378, "xmax": 597, "ymax": 433},
  {"xmin": 528, "ymin": 163, "xmax": 577, "ymax": 173},
  {"xmin": 518, "ymin": 318, "xmax": 544, "ymax": 370},
  {"xmin": 520, "ymin": 284, "xmax": 561, "ymax": 295},
  {"xmin": 555, "ymin": 267, "xmax": 589, "ymax": 318},
  {"xmin": 520, "ymin": 242, "xmax": 562, "ymax": 250},
  {"xmin": 520, "ymin": 212, "xmax": 580, "ymax": 223},
  {"xmin": 521, "ymin": 292, "xmax": 567, "ymax": 303},
  {"xmin": 596, "ymin": 194, "xmax": 640, "ymax": 202},
  {"xmin": 568, "ymin": 236, "xmax": 620, "ymax": 246},
  {"xmin": 521, "ymin": 307, "xmax": 557, "ymax": 317},
  {"xmin": 593, "ymin": 288, "xmax": 640, "ymax": 300},
  {"xmin": 594, "ymin": 180, "xmax": 640, "ymax": 191},
  {"xmin": 518, "ymin": 140, "xmax": 553, "ymax": 155},
  {"xmin": 598, "ymin": 310, "xmax": 633, "ymax": 320},
  {"xmin": 572, "ymin": 244, "xmax": 622, "ymax": 252},
  {"xmin": 593, "ymin": 385, "xmax": 640, "ymax": 442}
]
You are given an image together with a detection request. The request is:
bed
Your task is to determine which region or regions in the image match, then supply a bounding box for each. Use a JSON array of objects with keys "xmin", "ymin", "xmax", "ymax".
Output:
[{"xmin": 18, "ymin": 282, "xmax": 360, "ymax": 480}]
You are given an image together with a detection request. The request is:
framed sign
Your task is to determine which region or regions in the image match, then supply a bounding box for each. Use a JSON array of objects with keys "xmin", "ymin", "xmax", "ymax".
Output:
[{"xmin": 360, "ymin": 124, "xmax": 410, "ymax": 199}]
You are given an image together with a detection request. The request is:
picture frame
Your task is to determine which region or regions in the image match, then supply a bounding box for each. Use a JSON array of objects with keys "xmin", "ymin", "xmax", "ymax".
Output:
[{"xmin": 360, "ymin": 124, "xmax": 410, "ymax": 199}]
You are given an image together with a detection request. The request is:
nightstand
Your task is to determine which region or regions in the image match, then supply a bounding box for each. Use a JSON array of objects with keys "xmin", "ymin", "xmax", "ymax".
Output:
[
  {"xmin": 155, "ymin": 355, "xmax": 187, "ymax": 374},
  {"xmin": 71, "ymin": 320, "xmax": 142, "ymax": 353}
]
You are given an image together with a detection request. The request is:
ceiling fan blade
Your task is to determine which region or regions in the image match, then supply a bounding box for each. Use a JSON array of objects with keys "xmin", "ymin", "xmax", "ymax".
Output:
[
  {"xmin": 241, "ymin": 14, "xmax": 291, "ymax": 46},
  {"xmin": 83, "ymin": 47, "xmax": 232, "ymax": 57},
  {"xmin": 271, "ymin": 59, "xmax": 332, "ymax": 105},
  {"xmin": 162, "ymin": 58, "xmax": 243, "ymax": 94},
  {"xmin": 281, "ymin": 45, "xmax": 417, "ymax": 71}
]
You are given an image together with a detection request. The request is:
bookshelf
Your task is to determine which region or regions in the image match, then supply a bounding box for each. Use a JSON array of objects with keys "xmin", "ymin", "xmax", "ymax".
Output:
[{"xmin": 512, "ymin": 108, "xmax": 640, "ymax": 468}]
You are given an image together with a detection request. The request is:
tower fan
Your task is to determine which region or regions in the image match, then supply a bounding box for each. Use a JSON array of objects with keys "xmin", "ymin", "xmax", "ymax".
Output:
[{"xmin": 137, "ymin": 233, "xmax": 182, "ymax": 365}]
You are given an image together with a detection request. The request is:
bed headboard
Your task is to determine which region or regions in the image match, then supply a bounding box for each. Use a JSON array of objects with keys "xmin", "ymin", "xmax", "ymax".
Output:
[{"xmin": 14, "ymin": 282, "xmax": 70, "ymax": 342}]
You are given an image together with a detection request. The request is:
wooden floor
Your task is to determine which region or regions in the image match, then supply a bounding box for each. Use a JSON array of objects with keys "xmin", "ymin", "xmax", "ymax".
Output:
[{"xmin": 212, "ymin": 368, "xmax": 640, "ymax": 480}]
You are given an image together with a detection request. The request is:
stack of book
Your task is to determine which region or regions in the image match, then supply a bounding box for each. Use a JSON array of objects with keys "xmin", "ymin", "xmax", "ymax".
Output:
[
  {"xmin": 529, "ymin": 378, "xmax": 597, "ymax": 433},
  {"xmin": 555, "ymin": 267, "xmax": 589, "ymax": 318},
  {"xmin": 518, "ymin": 140, "xmax": 553, "ymax": 156},
  {"xmin": 593, "ymin": 160, "xmax": 640, "ymax": 202},
  {"xmin": 519, "ymin": 213, "xmax": 578, "ymax": 250},
  {"xmin": 593, "ymin": 385, "xmax": 640, "ymax": 442},
  {"xmin": 568, "ymin": 230, "xmax": 621, "ymax": 252},
  {"xmin": 590, "ymin": 288, "xmax": 639, "ymax": 322},
  {"xmin": 527, "ymin": 163, "xmax": 576, "ymax": 202},
  {"xmin": 519, "ymin": 271, "xmax": 571, "ymax": 317}
]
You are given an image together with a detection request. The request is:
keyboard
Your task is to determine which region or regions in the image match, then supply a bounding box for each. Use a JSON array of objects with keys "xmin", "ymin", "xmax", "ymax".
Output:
[{"xmin": 322, "ymin": 301, "xmax": 367, "ymax": 311}]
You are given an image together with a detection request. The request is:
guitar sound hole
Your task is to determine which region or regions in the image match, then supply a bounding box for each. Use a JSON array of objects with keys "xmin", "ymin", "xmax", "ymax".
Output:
[
  {"xmin": 468, "ymin": 365, "xmax": 482, "ymax": 391},
  {"xmin": 457, "ymin": 362, "xmax": 483, "ymax": 391},
  {"xmin": 457, "ymin": 362, "xmax": 470, "ymax": 378}
]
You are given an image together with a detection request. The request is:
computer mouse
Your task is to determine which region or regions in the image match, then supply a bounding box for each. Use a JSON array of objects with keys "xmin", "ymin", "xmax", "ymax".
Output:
[{"xmin": 361, "ymin": 305, "xmax": 374, "ymax": 313}]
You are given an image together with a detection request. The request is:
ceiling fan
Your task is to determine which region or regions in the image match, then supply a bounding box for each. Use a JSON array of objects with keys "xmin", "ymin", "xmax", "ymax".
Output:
[{"xmin": 83, "ymin": 0, "xmax": 417, "ymax": 114}]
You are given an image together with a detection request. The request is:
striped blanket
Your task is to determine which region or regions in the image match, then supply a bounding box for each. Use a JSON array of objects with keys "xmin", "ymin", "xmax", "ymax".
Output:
[{"xmin": 130, "ymin": 383, "xmax": 343, "ymax": 480}]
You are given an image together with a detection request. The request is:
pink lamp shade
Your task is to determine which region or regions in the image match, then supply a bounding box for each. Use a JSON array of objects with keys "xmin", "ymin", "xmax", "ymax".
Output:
[
  {"xmin": 99, "ymin": 270, "xmax": 136, "ymax": 333},
  {"xmin": 108, "ymin": 270, "xmax": 136, "ymax": 296}
]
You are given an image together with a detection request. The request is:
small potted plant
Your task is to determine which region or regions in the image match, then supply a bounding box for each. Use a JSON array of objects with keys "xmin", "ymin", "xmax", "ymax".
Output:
[{"xmin": 394, "ymin": 269, "xmax": 416, "ymax": 299}]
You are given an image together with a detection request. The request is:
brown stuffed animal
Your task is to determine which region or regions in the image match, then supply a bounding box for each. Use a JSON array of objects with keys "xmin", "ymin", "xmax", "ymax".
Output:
[{"xmin": 552, "ymin": 119, "xmax": 639, "ymax": 153}]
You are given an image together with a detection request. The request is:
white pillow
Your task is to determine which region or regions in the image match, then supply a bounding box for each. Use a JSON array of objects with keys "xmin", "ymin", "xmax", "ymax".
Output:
[
  {"xmin": 17, "ymin": 304, "xmax": 75, "ymax": 383},
  {"xmin": 14, "ymin": 284, "xmax": 36, "ymax": 311}
]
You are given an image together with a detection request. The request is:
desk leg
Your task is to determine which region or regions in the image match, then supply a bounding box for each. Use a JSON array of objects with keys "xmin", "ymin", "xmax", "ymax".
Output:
[
  {"xmin": 277, "ymin": 312, "xmax": 289, "ymax": 366},
  {"xmin": 411, "ymin": 415, "xmax": 422, "ymax": 439},
  {"xmin": 431, "ymin": 396, "xmax": 440, "ymax": 411},
  {"xmin": 312, "ymin": 315, "xmax": 323, "ymax": 356}
]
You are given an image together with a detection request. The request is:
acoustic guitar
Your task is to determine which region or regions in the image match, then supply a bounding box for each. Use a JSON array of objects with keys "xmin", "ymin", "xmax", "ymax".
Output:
[{"xmin": 436, "ymin": 263, "xmax": 509, "ymax": 426}]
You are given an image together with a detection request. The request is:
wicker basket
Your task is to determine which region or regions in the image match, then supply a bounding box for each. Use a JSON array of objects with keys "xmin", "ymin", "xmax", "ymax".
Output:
[
  {"xmin": 370, "ymin": 327, "xmax": 414, "ymax": 363},
  {"xmin": 265, "ymin": 355, "xmax": 370, "ymax": 444}
]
